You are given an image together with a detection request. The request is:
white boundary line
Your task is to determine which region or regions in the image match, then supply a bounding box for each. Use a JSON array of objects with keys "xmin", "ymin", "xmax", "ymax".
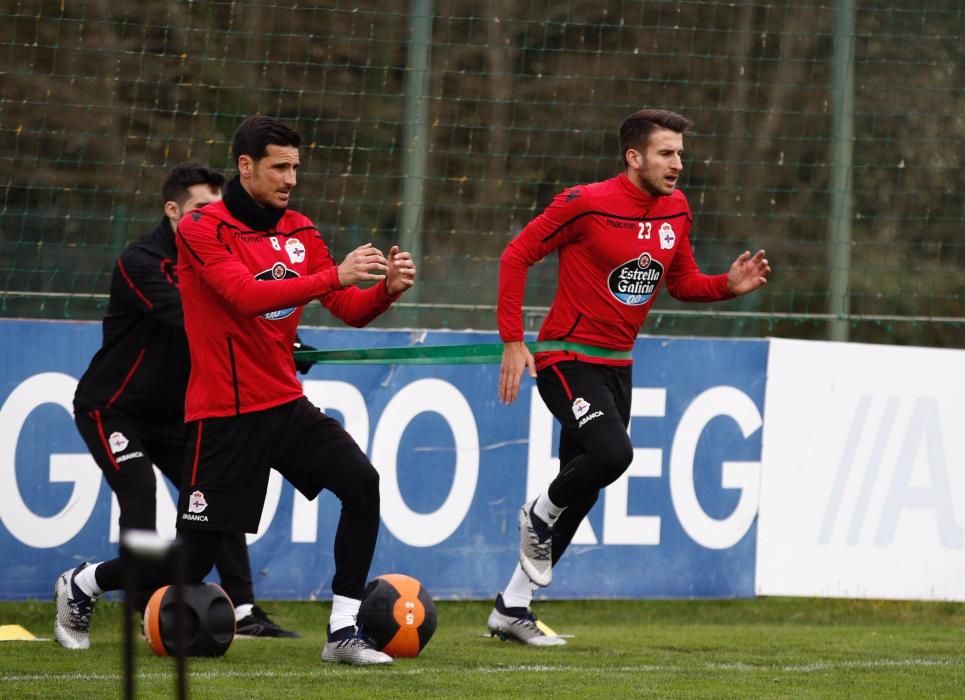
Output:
[{"xmin": 3, "ymin": 657, "xmax": 961, "ymax": 683}]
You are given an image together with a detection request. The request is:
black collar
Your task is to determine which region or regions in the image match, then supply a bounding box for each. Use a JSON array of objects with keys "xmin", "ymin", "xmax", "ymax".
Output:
[
  {"xmin": 223, "ymin": 176, "xmax": 285, "ymax": 231},
  {"xmin": 156, "ymin": 217, "xmax": 177, "ymax": 256}
]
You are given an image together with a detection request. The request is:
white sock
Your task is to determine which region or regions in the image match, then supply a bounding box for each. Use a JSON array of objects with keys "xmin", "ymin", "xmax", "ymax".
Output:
[
  {"xmin": 533, "ymin": 492, "xmax": 565, "ymax": 527},
  {"xmin": 501, "ymin": 564, "xmax": 536, "ymax": 609},
  {"xmin": 329, "ymin": 594, "xmax": 361, "ymax": 633},
  {"xmin": 74, "ymin": 563, "xmax": 103, "ymax": 597},
  {"xmin": 234, "ymin": 603, "xmax": 254, "ymax": 621}
]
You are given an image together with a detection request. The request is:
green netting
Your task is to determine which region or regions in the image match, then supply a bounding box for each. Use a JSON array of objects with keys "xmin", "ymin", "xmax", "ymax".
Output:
[{"xmin": 0, "ymin": 1, "xmax": 961, "ymax": 346}]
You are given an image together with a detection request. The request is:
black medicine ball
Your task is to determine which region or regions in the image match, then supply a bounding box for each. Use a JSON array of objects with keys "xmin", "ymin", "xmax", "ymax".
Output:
[{"xmin": 143, "ymin": 582, "xmax": 235, "ymax": 657}]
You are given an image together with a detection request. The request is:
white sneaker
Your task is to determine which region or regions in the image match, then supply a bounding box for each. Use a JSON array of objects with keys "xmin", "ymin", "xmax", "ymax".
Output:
[
  {"xmin": 518, "ymin": 500, "xmax": 553, "ymax": 587},
  {"xmin": 488, "ymin": 594, "xmax": 566, "ymax": 646},
  {"xmin": 321, "ymin": 625, "xmax": 393, "ymax": 665},
  {"xmin": 54, "ymin": 563, "xmax": 98, "ymax": 650}
]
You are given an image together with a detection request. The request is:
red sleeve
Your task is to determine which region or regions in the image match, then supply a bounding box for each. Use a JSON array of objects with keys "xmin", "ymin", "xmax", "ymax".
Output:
[
  {"xmin": 665, "ymin": 228, "xmax": 733, "ymax": 302},
  {"xmin": 177, "ymin": 213, "xmax": 342, "ymax": 317},
  {"xmin": 497, "ymin": 187, "xmax": 586, "ymax": 342},
  {"xmin": 318, "ymin": 280, "xmax": 395, "ymax": 327}
]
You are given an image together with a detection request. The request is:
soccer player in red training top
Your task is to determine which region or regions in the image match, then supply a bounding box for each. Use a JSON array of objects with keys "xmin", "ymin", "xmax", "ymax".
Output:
[
  {"xmin": 54, "ymin": 115, "xmax": 416, "ymax": 666},
  {"xmin": 73, "ymin": 162, "xmax": 298, "ymax": 638},
  {"xmin": 487, "ymin": 109, "xmax": 771, "ymax": 645}
]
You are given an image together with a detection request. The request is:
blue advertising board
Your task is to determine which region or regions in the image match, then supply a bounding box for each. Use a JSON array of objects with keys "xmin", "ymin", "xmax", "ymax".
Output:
[{"xmin": 0, "ymin": 319, "xmax": 767, "ymax": 600}]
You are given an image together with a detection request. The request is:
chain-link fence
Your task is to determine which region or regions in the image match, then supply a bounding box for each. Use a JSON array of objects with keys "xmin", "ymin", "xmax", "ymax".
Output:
[{"xmin": 1, "ymin": 1, "xmax": 961, "ymax": 345}]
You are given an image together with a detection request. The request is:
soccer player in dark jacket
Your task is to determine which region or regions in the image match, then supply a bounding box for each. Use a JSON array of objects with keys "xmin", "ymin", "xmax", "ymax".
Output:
[
  {"xmin": 55, "ymin": 117, "xmax": 415, "ymax": 665},
  {"xmin": 73, "ymin": 162, "xmax": 298, "ymax": 637},
  {"xmin": 487, "ymin": 109, "xmax": 771, "ymax": 645}
]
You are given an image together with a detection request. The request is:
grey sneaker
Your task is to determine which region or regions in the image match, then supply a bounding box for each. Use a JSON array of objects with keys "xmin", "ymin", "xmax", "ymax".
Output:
[
  {"xmin": 488, "ymin": 594, "xmax": 566, "ymax": 646},
  {"xmin": 54, "ymin": 563, "xmax": 98, "ymax": 650},
  {"xmin": 518, "ymin": 500, "xmax": 553, "ymax": 587},
  {"xmin": 321, "ymin": 625, "xmax": 393, "ymax": 665}
]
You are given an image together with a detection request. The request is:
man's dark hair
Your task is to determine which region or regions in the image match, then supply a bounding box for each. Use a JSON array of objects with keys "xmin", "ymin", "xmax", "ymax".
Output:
[
  {"xmin": 161, "ymin": 162, "xmax": 225, "ymax": 207},
  {"xmin": 619, "ymin": 109, "xmax": 694, "ymax": 166},
  {"xmin": 231, "ymin": 115, "xmax": 302, "ymax": 164}
]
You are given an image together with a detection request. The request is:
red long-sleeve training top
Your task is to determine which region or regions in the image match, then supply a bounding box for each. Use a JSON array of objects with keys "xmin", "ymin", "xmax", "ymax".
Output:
[
  {"xmin": 176, "ymin": 201, "xmax": 396, "ymax": 420},
  {"xmin": 498, "ymin": 173, "xmax": 733, "ymax": 370}
]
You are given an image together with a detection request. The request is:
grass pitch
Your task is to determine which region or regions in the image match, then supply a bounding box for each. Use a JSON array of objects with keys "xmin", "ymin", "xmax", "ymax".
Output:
[{"xmin": 1, "ymin": 597, "xmax": 963, "ymax": 698}]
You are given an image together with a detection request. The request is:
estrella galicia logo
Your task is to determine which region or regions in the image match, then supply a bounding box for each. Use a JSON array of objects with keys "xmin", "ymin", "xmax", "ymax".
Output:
[
  {"xmin": 254, "ymin": 263, "xmax": 299, "ymax": 320},
  {"xmin": 608, "ymin": 252, "xmax": 664, "ymax": 305}
]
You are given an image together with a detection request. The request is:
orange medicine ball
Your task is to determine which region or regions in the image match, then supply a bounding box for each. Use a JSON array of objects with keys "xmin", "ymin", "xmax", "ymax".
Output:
[{"xmin": 357, "ymin": 574, "xmax": 438, "ymax": 658}]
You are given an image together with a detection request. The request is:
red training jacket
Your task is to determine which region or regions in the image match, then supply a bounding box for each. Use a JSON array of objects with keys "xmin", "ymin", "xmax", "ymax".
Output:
[
  {"xmin": 176, "ymin": 201, "xmax": 396, "ymax": 420},
  {"xmin": 498, "ymin": 173, "xmax": 733, "ymax": 370}
]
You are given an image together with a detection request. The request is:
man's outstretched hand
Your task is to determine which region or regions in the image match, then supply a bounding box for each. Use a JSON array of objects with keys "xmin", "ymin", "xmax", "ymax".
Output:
[
  {"xmin": 337, "ymin": 243, "xmax": 388, "ymax": 287},
  {"xmin": 727, "ymin": 249, "xmax": 771, "ymax": 296},
  {"xmin": 385, "ymin": 245, "xmax": 416, "ymax": 296}
]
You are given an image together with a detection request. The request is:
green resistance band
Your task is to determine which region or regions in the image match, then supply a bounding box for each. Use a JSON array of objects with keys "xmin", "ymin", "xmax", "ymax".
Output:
[{"xmin": 294, "ymin": 341, "xmax": 632, "ymax": 365}]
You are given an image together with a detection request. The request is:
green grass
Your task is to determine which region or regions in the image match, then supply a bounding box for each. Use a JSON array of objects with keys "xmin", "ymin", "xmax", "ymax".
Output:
[{"xmin": 1, "ymin": 598, "xmax": 963, "ymax": 698}]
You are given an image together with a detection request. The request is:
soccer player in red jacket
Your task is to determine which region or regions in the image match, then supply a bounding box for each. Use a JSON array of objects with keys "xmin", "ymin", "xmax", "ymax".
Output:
[
  {"xmin": 487, "ymin": 109, "xmax": 771, "ymax": 645},
  {"xmin": 73, "ymin": 162, "xmax": 298, "ymax": 639},
  {"xmin": 54, "ymin": 115, "xmax": 415, "ymax": 665}
]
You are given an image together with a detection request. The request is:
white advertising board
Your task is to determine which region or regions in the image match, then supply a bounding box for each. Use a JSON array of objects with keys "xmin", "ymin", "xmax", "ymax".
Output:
[{"xmin": 756, "ymin": 338, "xmax": 965, "ymax": 601}]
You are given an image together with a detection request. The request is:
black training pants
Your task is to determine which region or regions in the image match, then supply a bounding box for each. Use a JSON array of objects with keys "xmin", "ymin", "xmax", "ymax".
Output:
[
  {"xmin": 535, "ymin": 361, "xmax": 634, "ymax": 564},
  {"xmin": 74, "ymin": 410, "xmax": 253, "ymax": 608}
]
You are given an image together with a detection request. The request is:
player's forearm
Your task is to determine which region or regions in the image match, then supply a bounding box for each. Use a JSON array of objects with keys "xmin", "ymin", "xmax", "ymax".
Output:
[
  {"xmin": 666, "ymin": 272, "xmax": 733, "ymax": 302},
  {"xmin": 497, "ymin": 253, "xmax": 530, "ymax": 342},
  {"xmin": 321, "ymin": 279, "xmax": 394, "ymax": 328},
  {"xmin": 208, "ymin": 265, "xmax": 342, "ymax": 317}
]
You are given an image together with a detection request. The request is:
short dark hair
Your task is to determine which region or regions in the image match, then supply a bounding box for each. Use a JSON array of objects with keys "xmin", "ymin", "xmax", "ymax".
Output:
[
  {"xmin": 619, "ymin": 109, "xmax": 694, "ymax": 166},
  {"xmin": 231, "ymin": 115, "xmax": 302, "ymax": 164},
  {"xmin": 161, "ymin": 162, "xmax": 225, "ymax": 207}
]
